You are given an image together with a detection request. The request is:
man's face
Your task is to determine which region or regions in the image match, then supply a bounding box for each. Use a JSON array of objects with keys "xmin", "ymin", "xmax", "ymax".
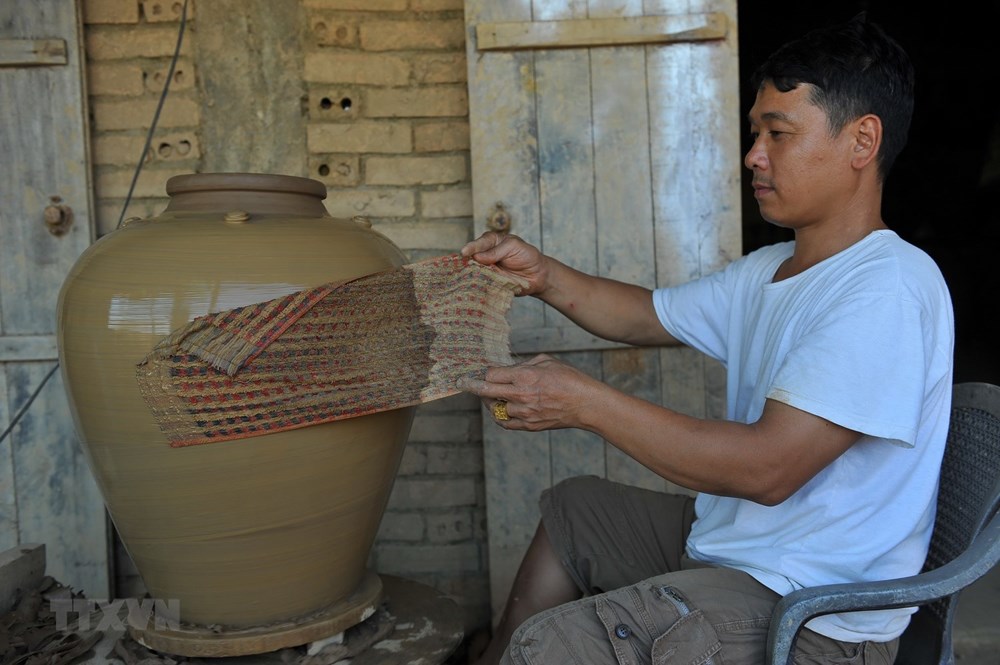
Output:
[{"xmin": 745, "ymin": 82, "xmax": 857, "ymax": 229}]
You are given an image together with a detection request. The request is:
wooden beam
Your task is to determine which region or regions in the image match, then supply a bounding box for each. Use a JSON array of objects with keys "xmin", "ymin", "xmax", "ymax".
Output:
[
  {"xmin": 511, "ymin": 327, "xmax": 630, "ymax": 355},
  {"xmin": 476, "ymin": 13, "xmax": 727, "ymax": 52},
  {"xmin": 0, "ymin": 335, "xmax": 58, "ymax": 362},
  {"xmin": 0, "ymin": 39, "xmax": 67, "ymax": 67}
]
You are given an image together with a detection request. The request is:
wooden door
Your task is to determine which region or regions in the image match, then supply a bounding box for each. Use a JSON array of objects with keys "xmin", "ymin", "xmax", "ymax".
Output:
[
  {"xmin": 0, "ymin": 0, "xmax": 108, "ymax": 598},
  {"xmin": 464, "ymin": 0, "xmax": 741, "ymax": 619}
]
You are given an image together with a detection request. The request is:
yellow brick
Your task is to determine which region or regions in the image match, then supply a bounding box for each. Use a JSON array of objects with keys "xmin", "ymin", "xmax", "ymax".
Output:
[
  {"xmin": 86, "ymin": 25, "xmax": 192, "ymax": 59},
  {"xmin": 303, "ymin": 0, "xmax": 406, "ymax": 10},
  {"xmin": 304, "ymin": 52, "xmax": 409, "ymax": 85},
  {"xmin": 307, "ymin": 121, "xmax": 411, "ymax": 153},
  {"xmin": 144, "ymin": 59, "xmax": 195, "ymax": 92},
  {"xmin": 149, "ymin": 133, "xmax": 199, "ymax": 161},
  {"xmin": 93, "ymin": 133, "xmax": 149, "ymax": 165},
  {"xmin": 375, "ymin": 220, "xmax": 470, "ymax": 251},
  {"xmin": 414, "ymin": 121, "xmax": 469, "ymax": 152},
  {"xmin": 92, "ymin": 97, "xmax": 200, "ymax": 131},
  {"xmin": 366, "ymin": 87, "xmax": 468, "ymax": 118},
  {"xmin": 410, "ymin": 0, "xmax": 464, "ymax": 10},
  {"xmin": 310, "ymin": 17, "xmax": 358, "ymax": 47},
  {"xmin": 83, "ymin": 0, "xmax": 140, "ymax": 24},
  {"xmin": 93, "ymin": 131, "xmax": 200, "ymax": 165},
  {"xmin": 87, "ymin": 62, "xmax": 145, "ymax": 96},
  {"xmin": 141, "ymin": 0, "xmax": 194, "ymax": 22},
  {"xmin": 95, "ymin": 166, "xmax": 189, "ymax": 199},
  {"xmin": 323, "ymin": 188, "xmax": 416, "ymax": 218},
  {"xmin": 95, "ymin": 198, "xmax": 166, "ymax": 236},
  {"xmin": 413, "ymin": 53, "xmax": 467, "ymax": 84},
  {"xmin": 360, "ymin": 19, "xmax": 465, "ymax": 51},
  {"xmin": 309, "ymin": 87, "xmax": 363, "ymax": 119},
  {"xmin": 365, "ymin": 155, "xmax": 465, "ymax": 186},
  {"xmin": 308, "ymin": 155, "xmax": 361, "ymax": 187},
  {"xmin": 421, "ymin": 187, "xmax": 472, "ymax": 218}
]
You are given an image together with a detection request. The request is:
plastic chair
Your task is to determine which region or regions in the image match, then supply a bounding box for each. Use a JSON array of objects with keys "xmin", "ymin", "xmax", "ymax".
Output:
[{"xmin": 766, "ymin": 382, "xmax": 1000, "ymax": 665}]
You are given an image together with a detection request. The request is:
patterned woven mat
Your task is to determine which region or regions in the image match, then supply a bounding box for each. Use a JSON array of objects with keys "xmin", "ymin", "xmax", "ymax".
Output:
[{"xmin": 136, "ymin": 254, "xmax": 525, "ymax": 447}]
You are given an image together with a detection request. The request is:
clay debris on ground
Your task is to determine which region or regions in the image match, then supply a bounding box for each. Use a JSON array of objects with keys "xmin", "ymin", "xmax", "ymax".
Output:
[
  {"xmin": 0, "ymin": 574, "xmax": 399, "ymax": 665},
  {"xmin": 1, "ymin": 575, "xmax": 101, "ymax": 665}
]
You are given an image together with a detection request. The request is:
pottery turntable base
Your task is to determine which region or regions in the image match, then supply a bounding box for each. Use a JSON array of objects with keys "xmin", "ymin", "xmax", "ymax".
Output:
[{"xmin": 87, "ymin": 575, "xmax": 465, "ymax": 664}]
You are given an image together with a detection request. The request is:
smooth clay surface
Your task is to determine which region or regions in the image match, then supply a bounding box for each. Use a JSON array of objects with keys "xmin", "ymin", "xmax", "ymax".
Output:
[{"xmin": 57, "ymin": 173, "xmax": 417, "ymax": 627}]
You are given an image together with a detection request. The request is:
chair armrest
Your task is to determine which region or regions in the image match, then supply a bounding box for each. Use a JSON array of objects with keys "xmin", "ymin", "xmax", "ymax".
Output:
[{"xmin": 766, "ymin": 513, "xmax": 1000, "ymax": 665}]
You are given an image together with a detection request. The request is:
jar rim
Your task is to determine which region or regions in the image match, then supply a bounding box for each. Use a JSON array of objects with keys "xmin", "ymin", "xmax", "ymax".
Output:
[{"xmin": 166, "ymin": 173, "xmax": 326, "ymax": 199}]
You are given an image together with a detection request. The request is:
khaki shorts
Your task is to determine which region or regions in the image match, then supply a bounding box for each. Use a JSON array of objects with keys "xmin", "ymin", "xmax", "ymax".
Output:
[{"xmin": 501, "ymin": 475, "xmax": 897, "ymax": 665}]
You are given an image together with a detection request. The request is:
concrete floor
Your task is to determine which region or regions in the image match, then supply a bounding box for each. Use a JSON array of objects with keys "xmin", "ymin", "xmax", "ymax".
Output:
[{"xmin": 953, "ymin": 562, "xmax": 1000, "ymax": 663}]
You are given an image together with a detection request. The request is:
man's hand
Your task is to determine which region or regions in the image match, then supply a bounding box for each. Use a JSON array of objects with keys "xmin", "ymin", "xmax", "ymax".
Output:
[
  {"xmin": 457, "ymin": 354, "xmax": 605, "ymax": 432},
  {"xmin": 461, "ymin": 232, "xmax": 549, "ymax": 297}
]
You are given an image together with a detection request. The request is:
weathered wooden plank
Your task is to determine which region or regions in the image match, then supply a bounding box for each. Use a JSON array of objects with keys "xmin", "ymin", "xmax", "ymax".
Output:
[
  {"xmin": 0, "ymin": 335, "xmax": 58, "ymax": 362},
  {"xmin": 591, "ymin": 50, "xmax": 656, "ymax": 285},
  {"xmin": 660, "ymin": 346, "xmax": 710, "ymax": 416},
  {"xmin": 601, "ymin": 348, "xmax": 667, "ymax": 490},
  {"xmin": 465, "ymin": 0, "xmax": 549, "ymax": 623},
  {"xmin": 648, "ymin": 42, "xmax": 702, "ymax": 285},
  {"xmin": 477, "ymin": 13, "xmax": 727, "ymax": 51},
  {"xmin": 550, "ymin": 352, "xmax": 606, "ymax": 485},
  {"xmin": 466, "ymin": 2, "xmax": 545, "ymax": 333},
  {"xmin": 511, "ymin": 326, "xmax": 629, "ymax": 355},
  {"xmin": 8, "ymin": 364, "xmax": 108, "ymax": 598},
  {"xmin": 647, "ymin": 0, "xmax": 741, "ymax": 287},
  {"xmin": 0, "ymin": 15, "xmax": 95, "ymax": 335},
  {"xmin": 584, "ymin": 0, "xmax": 664, "ymax": 493},
  {"xmin": 531, "ymin": 0, "xmax": 616, "ymax": 578},
  {"xmin": 688, "ymin": 3, "xmax": 741, "ymax": 280},
  {"xmin": 0, "ymin": 39, "xmax": 67, "ymax": 66},
  {"xmin": 647, "ymin": 0, "xmax": 739, "ymax": 423},
  {"xmin": 534, "ymin": 49, "xmax": 597, "ymax": 327},
  {"xmin": 532, "ymin": 1, "xmax": 607, "ymax": 500},
  {"xmin": 0, "ymin": 0, "xmax": 107, "ymax": 599},
  {"xmin": 0, "ymin": 543, "xmax": 45, "ymax": 614},
  {"xmin": 0, "ymin": 369, "xmax": 16, "ymax": 554},
  {"xmin": 480, "ymin": 409, "xmax": 551, "ymax": 620}
]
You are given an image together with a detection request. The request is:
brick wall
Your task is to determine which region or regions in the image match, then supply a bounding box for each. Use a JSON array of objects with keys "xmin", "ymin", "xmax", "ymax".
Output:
[
  {"xmin": 84, "ymin": 0, "xmax": 200, "ymax": 235},
  {"xmin": 83, "ymin": 0, "xmax": 492, "ymax": 636},
  {"xmin": 302, "ymin": 0, "xmax": 472, "ymax": 262}
]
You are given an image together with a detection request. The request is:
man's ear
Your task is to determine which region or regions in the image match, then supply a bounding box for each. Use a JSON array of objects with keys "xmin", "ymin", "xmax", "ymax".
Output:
[{"xmin": 851, "ymin": 114, "xmax": 882, "ymax": 170}]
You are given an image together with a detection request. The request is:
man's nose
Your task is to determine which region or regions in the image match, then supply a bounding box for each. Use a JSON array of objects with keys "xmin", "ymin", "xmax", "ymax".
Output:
[{"xmin": 744, "ymin": 139, "xmax": 766, "ymax": 171}]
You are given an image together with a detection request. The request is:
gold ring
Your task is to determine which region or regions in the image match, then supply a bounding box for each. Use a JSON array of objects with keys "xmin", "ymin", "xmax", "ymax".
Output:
[{"xmin": 492, "ymin": 400, "xmax": 510, "ymax": 421}]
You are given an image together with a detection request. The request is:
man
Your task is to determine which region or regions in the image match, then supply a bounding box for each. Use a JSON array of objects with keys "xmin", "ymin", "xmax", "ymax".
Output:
[{"xmin": 457, "ymin": 13, "xmax": 954, "ymax": 665}]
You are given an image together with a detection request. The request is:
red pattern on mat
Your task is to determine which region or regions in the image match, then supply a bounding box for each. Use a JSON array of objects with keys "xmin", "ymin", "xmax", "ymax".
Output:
[{"xmin": 136, "ymin": 254, "xmax": 525, "ymax": 447}]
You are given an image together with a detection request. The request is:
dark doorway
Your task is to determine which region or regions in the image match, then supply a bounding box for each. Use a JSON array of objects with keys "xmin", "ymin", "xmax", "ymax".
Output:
[{"xmin": 738, "ymin": 2, "xmax": 1000, "ymax": 385}]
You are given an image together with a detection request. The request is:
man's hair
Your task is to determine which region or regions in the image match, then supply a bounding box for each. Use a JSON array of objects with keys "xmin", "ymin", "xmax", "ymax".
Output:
[{"xmin": 750, "ymin": 13, "xmax": 914, "ymax": 182}]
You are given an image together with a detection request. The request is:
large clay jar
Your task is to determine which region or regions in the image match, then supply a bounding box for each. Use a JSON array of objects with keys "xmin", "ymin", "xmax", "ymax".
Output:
[{"xmin": 56, "ymin": 174, "xmax": 415, "ymax": 635}]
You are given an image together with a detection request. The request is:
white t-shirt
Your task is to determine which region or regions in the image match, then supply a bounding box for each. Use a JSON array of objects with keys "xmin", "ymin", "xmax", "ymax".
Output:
[{"xmin": 651, "ymin": 230, "xmax": 954, "ymax": 642}]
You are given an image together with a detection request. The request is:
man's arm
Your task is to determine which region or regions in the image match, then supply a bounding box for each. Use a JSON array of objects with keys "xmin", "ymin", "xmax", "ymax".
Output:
[
  {"xmin": 462, "ymin": 232, "xmax": 679, "ymax": 347},
  {"xmin": 594, "ymin": 387, "xmax": 860, "ymax": 505},
  {"xmin": 459, "ymin": 356, "xmax": 861, "ymax": 504}
]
